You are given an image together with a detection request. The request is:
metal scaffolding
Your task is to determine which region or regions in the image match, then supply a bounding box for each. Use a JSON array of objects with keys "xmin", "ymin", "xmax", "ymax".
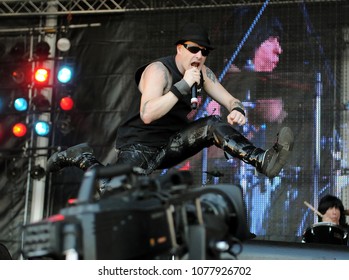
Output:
[{"xmin": 0, "ymin": 0, "xmax": 343, "ymax": 17}]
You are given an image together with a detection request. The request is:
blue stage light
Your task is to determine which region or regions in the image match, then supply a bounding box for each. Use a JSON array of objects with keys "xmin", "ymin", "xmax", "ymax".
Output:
[
  {"xmin": 14, "ymin": 97, "xmax": 28, "ymax": 111},
  {"xmin": 57, "ymin": 66, "xmax": 73, "ymax": 84},
  {"xmin": 34, "ymin": 121, "xmax": 50, "ymax": 136}
]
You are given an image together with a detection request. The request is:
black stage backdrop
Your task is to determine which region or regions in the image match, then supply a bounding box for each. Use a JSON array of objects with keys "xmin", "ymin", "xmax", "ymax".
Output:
[{"xmin": 0, "ymin": 2, "xmax": 348, "ymax": 258}]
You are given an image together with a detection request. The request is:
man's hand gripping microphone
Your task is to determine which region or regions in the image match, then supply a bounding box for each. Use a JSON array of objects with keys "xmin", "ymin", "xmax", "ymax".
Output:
[{"xmin": 191, "ymin": 83, "xmax": 198, "ymax": 110}]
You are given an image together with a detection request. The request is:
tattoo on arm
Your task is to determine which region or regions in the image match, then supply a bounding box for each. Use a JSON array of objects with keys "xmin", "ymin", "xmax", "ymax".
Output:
[
  {"xmin": 163, "ymin": 67, "xmax": 170, "ymax": 91},
  {"xmin": 155, "ymin": 62, "xmax": 171, "ymax": 93},
  {"xmin": 231, "ymin": 100, "xmax": 246, "ymax": 116},
  {"xmin": 206, "ymin": 68, "xmax": 216, "ymax": 83},
  {"xmin": 232, "ymin": 100, "xmax": 245, "ymax": 111}
]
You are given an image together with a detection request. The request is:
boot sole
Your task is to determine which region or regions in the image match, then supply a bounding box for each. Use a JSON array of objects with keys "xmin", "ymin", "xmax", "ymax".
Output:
[{"xmin": 265, "ymin": 127, "xmax": 294, "ymax": 178}]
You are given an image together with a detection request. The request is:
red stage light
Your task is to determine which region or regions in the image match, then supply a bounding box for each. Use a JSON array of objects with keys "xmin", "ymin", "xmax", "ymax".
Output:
[
  {"xmin": 12, "ymin": 122, "xmax": 27, "ymax": 137},
  {"xmin": 34, "ymin": 67, "xmax": 50, "ymax": 85},
  {"xmin": 59, "ymin": 96, "xmax": 74, "ymax": 111}
]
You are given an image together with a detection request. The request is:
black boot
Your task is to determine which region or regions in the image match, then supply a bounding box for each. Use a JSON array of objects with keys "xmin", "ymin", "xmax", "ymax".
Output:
[
  {"xmin": 47, "ymin": 143, "xmax": 102, "ymax": 172},
  {"xmin": 214, "ymin": 126, "xmax": 294, "ymax": 179}
]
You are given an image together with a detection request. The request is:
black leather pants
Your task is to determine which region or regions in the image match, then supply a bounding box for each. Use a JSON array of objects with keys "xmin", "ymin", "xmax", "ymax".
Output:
[{"xmin": 116, "ymin": 115, "xmax": 260, "ymax": 175}]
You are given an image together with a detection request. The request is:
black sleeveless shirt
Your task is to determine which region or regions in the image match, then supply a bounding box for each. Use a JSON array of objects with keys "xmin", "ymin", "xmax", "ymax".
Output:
[{"xmin": 115, "ymin": 55, "xmax": 202, "ymax": 148}]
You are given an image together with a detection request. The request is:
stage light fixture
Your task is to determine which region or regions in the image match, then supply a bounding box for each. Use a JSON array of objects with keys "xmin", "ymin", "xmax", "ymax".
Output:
[
  {"xmin": 57, "ymin": 115, "xmax": 73, "ymax": 135},
  {"xmin": 6, "ymin": 165, "xmax": 20, "ymax": 181},
  {"xmin": 14, "ymin": 97, "xmax": 28, "ymax": 112},
  {"xmin": 9, "ymin": 62, "xmax": 31, "ymax": 87},
  {"xmin": 59, "ymin": 96, "xmax": 74, "ymax": 111},
  {"xmin": 57, "ymin": 65, "xmax": 73, "ymax": 84},
  {"xmin": 12, "ymin": 122, "xmax": 27, "ymax": 138},
  {"xmin": 34, "ymin": 121, "xmax": 50, "ymax": 137},
  {"xmin": 35, "ymin": 41, "xmax": 50, "ymax": 60},
  {"xmin": 57, "ymin": 38, "xmax": 71, "ymax": 52},
  {"xmin": 32, "ymin": 93, "xmax": 50, "ymax": 111},
  {"xmin": 30, "ymin": 165, "xmax": 46, "ymax": 180},
  {"xmin": 34, "ymin": 67, "xmax": 50, "ymax": 86},
  {"xmin": 11, "ymin": 69, "xmax": 26, "ymax": 85}
]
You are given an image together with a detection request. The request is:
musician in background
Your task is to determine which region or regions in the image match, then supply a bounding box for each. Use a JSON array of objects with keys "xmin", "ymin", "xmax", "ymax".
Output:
[
  {"xmin": 317, "ymin": 194, "xmax": 347, "ymax": 228},
  {"xmin": 302, "ymin": 194, "xmax": 348, "ymax": 245}
]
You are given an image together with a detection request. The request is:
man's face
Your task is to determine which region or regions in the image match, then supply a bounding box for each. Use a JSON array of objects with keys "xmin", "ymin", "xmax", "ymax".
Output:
[
  {"xmin": 177, "ymin": 41, "xmax": 208, "ymax": 71},
  {"xmin": 253, "ymin": 36, "xmax": 282, "ymax": 72}
]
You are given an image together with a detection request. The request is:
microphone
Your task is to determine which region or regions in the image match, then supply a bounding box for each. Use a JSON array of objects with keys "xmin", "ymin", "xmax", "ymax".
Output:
[{"xmin": 191, "ymin": 83, "xmax": 198, "ymax": 110}]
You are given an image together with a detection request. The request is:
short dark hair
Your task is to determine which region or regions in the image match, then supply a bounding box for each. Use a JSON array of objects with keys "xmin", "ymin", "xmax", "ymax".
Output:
[
  {"xmin": 235, "ymin": 16, "xmax": 283, "ymax": 69},
  {"xmin": 318, "ymin": 194, "xmax": 346, "ymax": 226},
  {"xmin": 248, "ymin": 16, "xmax": 283, "ymax": 52}
]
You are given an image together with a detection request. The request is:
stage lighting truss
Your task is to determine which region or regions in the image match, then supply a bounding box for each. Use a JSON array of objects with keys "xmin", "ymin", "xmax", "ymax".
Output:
[
  {"xmin": 4, "ymin": 41, "xmax": 75, "ymax": 90},
  {"xmin": 0, "ymin": 39, "xmax": 77, "ymax": 146},
  {"xmin": 3, "ymin": 90, "xmax": 52, "ymax": 139},
  {"xmin": 4, "ymin": 40, "xmax": 52, "ymax": 89}
]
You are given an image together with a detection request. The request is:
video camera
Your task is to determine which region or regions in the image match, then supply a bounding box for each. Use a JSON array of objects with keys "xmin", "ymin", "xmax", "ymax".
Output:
[{"xmin": 22, "ymin": 164, "xmax": 249, "ymax": 260}]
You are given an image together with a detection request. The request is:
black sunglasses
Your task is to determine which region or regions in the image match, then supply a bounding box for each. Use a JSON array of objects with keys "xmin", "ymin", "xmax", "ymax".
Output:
[{"xmin": 182, "ymin": 44, "xmax": 210, "ymax": 57}]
